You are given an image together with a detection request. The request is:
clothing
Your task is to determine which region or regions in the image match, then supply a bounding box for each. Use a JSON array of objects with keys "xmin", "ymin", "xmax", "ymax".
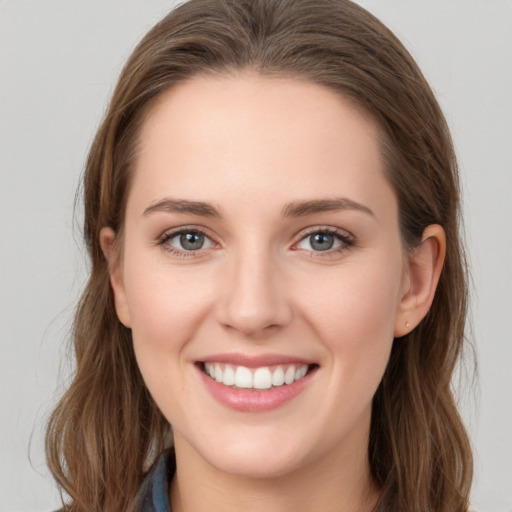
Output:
[{"xmin": 137, "ymin": 450, "xmax": 175, "ymax": 512}]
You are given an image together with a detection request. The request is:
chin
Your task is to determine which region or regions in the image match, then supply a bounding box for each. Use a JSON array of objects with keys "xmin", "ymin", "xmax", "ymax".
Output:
[
  {"xmin": 208, "ymin": 444, "xmax": 307, "ymax": 479},
  {"xmin": 178, "ymin": 424, "xmax": 310, "ymax": 479}
]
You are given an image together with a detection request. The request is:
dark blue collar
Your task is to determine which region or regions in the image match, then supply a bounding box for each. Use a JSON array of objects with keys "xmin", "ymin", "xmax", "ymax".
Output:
[{"xmin": 137, "ymin": 450, "xmax": 175, "ymax": 512}]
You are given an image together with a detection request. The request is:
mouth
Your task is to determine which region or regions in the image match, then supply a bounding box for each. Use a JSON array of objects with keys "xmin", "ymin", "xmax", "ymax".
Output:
[
  {"xmin": 195, "ymin": 354, "xmax": 319, "ymax": 411},
  {"xmin": 199, "ymin": 362, "xmax": 318, "ymax": 391}
]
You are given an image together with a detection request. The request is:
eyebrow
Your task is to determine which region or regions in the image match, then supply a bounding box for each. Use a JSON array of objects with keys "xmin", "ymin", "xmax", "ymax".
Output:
[
  {"xmin": 142, "ymin": 196, "xmax": 374, "ymax": 219},
  {"xmin": 282, "ymin": 197, "xmax": 374, "ymax": 218},
  {"xmin": 143, "ymin": 198, "xmax": 221, "ymax": 217}
]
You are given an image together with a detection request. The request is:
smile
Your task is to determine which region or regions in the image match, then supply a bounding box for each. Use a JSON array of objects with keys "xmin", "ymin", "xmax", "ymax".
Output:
[
  {"xmin": 197, "ymin": 358, "xmax": 318, "ymax": 412},
  {"xmin": 203, "ymin": 363, "xmax": 310, "ymax": 390}
]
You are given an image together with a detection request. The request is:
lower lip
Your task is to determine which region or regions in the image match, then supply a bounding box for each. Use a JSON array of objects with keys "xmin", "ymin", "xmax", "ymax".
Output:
[{"xmin": 197, "ymin": 366, "xmax": 316, "ymax": 412}]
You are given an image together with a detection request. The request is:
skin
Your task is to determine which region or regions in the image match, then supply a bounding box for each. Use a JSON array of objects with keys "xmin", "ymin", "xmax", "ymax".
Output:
[{"xmin": 101, "ymin": 73, "xmax": 445, "ymax": 512}]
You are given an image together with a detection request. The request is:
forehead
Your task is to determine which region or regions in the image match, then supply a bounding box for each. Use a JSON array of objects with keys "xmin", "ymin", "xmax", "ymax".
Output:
[{"xmin": 129, "ymin": 73, "xmax": 395, "ymax": 219}]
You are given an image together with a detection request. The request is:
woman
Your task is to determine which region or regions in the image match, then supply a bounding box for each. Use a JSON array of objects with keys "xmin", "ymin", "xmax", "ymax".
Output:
[{"xmin": 45, "ymin": 0, "xmax": 473, "ymax": 511}]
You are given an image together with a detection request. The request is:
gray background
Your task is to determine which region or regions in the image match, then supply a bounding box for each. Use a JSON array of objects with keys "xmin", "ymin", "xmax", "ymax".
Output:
[{"xmin": 1, "ymin": 1, "xmax": 510, "ymax": 511}]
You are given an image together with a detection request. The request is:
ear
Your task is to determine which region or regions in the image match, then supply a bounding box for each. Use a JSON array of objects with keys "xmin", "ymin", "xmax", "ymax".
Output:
[
  {"xmin": 100, "ymin": 227, "xmax": 132, "ymax": 328},
  {"xmin": 394, "ymin": 224, "xmax": 446, "ymax": 337}
]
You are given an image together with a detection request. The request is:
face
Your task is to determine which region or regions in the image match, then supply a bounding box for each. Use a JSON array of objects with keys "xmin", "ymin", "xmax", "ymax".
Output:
[{"xmin": 107, "ymin": 74, "xmax": 411, "ymax": 478}]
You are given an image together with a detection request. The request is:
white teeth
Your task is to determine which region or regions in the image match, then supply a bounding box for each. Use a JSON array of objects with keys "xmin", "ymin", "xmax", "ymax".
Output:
[
  {"xmin": 253, "ymin": 367, "xmax": 272, "ymax": 389},
  {"xmin": 234, "ymin": 366, "xmax": 253, "ymax": 388},
  {"xmin": 295, "ymin": 365, "xmax": 307, "ymax": 380},
  {"xmin": 204, "ymin": 362, "xmax": 310, "ymax": 390},
  {"xmin": 222, "ymin": 365, "xmax": 235, "ymax": 386},
  {"xmin": 272, "ymin": 366, "xmax": 285, "ymax": 386},
  {"xmin": 284, "ymin": 366, "xmax": 296, "ymax": 385}
]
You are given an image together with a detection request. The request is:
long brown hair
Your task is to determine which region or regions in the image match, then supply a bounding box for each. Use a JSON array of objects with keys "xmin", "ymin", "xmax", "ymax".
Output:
[{"xmin": 46, "ymin": 1, "xmax": 473, "ymax": 510}]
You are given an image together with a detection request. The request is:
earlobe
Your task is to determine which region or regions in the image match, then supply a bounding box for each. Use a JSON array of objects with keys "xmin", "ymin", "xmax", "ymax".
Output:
[
  {"xmin": 100, "ymin": 227, "xmax": 132, "ymax": 328},
  {"xmin": 394, "ymin": 224, "xmax": 446, "ymax": 337}
]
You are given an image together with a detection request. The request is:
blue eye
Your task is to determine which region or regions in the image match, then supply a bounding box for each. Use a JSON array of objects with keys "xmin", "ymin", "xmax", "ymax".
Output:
[
  {"xmin": 296, "ymin": 230, "xmax": 352, "ymax": 253},
  {"xmin": 161, "ymin": 229, "xmax": 214, "ymax": 253},
  {"xmin": 176, "ymin": 232, "xmax": 206, "ymax": 250},
  {"xmin": 308, "ymin": 233, "xmax": 335, "ymax": 251}
]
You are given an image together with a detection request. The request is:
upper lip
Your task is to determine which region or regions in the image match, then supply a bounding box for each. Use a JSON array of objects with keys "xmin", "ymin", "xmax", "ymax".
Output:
[{"xmin": 198, "ymin": 353, "xmax": 317, "ymax": 368}]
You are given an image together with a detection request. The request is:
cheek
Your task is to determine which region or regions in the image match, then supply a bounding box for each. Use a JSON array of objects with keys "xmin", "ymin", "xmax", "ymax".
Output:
[
  {"xmin": 122, "ymin": 252, "xmax": 216, "ymax": 372},
  {"xmin": 303, "ymin": 264, "xmax": 401, "ymax": 337},
  {"xmin": 298, "ymin": 257, "xmax": 403, "ymax": 388},
  {"xmin": 123, "ymin": 258, "xmax": 218, "ymax": 423}
]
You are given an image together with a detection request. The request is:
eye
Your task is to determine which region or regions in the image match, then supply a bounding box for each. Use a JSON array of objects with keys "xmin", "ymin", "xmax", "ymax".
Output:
[
  {"xmin": 175, "ymin": 231, "xmax": 208, "ymax": 251},
  {"xmin": 295, "ymin": 229, "xmax": 353, "ymax": 253},
  {"xmin": 159, "ymin": 228, "xmax": 214, "ymax": 254}
]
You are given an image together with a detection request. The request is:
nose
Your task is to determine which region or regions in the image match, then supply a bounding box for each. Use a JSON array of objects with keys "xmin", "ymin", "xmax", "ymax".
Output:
[{"xmin": 216, "ymin": 247, "xmax": 293, "ymax": 338}]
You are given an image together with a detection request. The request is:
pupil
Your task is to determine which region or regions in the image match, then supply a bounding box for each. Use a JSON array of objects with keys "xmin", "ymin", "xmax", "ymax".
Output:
[
  {"xmin": 180, "ymin": 232, "xmax": 204, "ymax": 250},
  {"xmin": 311, "ymin": 233, "xmax": 334, "ymax": 251}
]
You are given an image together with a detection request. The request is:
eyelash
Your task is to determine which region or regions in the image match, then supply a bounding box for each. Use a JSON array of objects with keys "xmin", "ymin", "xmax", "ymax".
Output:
[
  {"xmin": 157, "ymin": 226, "xmax": 355, "ymax": 258},
  {"xmin": 293, "ymin": 227, "xmax": 355, "ymax": 257},
  {"xmin": 157, "ymin": 227, "xmax": 214, "ymax": 259}
]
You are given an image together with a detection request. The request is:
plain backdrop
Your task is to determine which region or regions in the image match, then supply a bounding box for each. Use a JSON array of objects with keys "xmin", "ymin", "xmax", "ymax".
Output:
[{"xmin": 1, "ymin": 1, "xmax": 511, "ymax": 511}]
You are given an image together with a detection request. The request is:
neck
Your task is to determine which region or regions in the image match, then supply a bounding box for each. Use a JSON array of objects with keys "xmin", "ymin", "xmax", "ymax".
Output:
[{"xmin": 170, "ymin": 432, "xmax": 380, "ymax": 512}]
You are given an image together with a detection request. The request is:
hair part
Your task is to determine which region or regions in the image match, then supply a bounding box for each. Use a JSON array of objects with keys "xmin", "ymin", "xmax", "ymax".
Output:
[{"xmin": 46, "ymin": 1, "xmax": 473, "ymax": 510}]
